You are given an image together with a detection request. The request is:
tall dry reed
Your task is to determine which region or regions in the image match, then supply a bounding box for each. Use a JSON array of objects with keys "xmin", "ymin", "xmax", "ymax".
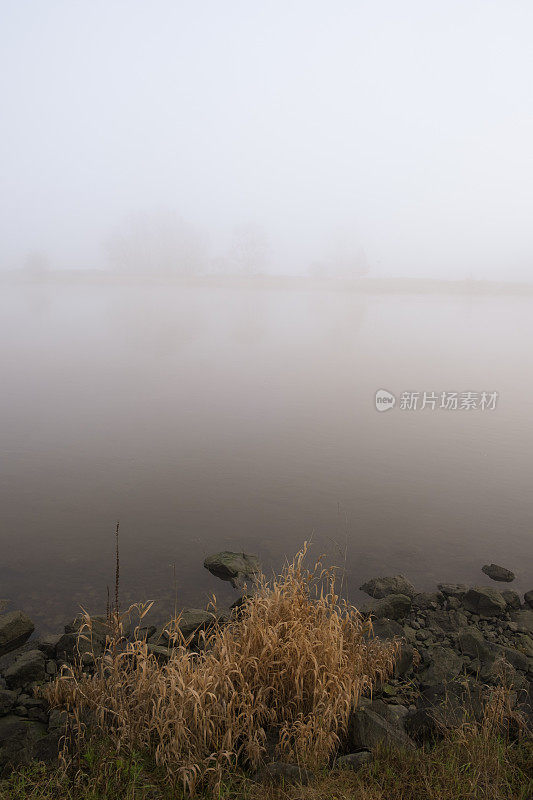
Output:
[{"xmin": 42, "ymin": 542, "xmax": 399, "ymax": 796}]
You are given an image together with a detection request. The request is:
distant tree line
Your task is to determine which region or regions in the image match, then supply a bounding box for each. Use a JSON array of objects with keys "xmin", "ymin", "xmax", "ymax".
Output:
[{"xmin": 103, "ymin": 210, "xmax": 369, "ymax": 278}]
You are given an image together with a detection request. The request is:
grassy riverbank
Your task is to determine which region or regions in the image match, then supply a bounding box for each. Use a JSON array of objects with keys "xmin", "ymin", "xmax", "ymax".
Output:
[{"xmin": 0, "ymin": 718, "xmax": 530, "ymax": 800}]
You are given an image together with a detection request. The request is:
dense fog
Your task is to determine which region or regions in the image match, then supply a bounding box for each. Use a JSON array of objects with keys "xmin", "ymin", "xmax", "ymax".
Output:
[{"xmin": 1, "ymin": 0, "xmax": 532, "ymax": 279}]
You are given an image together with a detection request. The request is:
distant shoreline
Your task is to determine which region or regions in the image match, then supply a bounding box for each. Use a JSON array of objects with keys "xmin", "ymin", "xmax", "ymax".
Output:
[{"xmin": 3, "ymin": 270, "xmax": 533, "ymax": 295}]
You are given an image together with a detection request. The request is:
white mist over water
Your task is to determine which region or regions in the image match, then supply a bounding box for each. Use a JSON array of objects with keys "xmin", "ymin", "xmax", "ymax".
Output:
[
  {"xmin": 1, "ymin": 1, "xmax": 533, "ymax": 279},
  {"xmin": 1, "ymin": 283, "xmax": 532, "ymax": 634}
]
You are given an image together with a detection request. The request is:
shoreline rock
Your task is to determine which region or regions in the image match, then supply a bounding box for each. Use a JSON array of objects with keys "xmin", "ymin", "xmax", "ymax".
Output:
[
  {"xmin": 0, "ymin": 612, "xmax": 35, "ymax": 658},
  {"xmin": 204, "ymin": 551, "xmax": 261, "ymax": 589},
  {"xmin": 360, "ymin": 575, "xmax": 417, "ymax": 599}
]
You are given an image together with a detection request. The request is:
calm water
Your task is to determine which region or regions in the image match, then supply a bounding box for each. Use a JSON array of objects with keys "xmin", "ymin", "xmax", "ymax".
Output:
[{"xmin": 1, "ymin": 280, "xmax": 532, "ymax": 635}]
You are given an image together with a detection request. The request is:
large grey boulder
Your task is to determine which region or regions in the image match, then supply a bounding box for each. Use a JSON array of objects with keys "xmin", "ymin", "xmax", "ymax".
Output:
[
  {"xmin": 524, "ymin": 590, "xmax": 533, "ymax": 609},
  {"xmin": 360, "ymin": 575, "xmax": 416, "ymax": 599},
  {"xmin": 461, "ymin": 587, "xmax": 506, "ymax": 616},
  {"xmin": 0, "ymin": 611, "xmax": 35, "ymax": 657},
  {"xmin": 347, "ymin": 706, "xmax": 415, "ymax": 751},
  {"xmin": 362, "ymin": 594, "xmax": 412, "ymax": 621},
  {"xmin": 204, "ymin": 552, "xmax": 261, "ymax": 590},
  {"xmin": 5, "ymin": 649, "xmax": 46, "ymax": 689},
  {"xmin": 481, "ymin": 564, "xmax": 515, "ymax": 583}
]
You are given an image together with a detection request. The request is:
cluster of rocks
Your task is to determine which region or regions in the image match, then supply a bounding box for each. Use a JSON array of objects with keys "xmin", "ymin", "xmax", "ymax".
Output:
[
  {"xmin": 256, "ymin": 565, "xmax": 533, "ymax": 785},
  {"xmin": 0, "ymin": 553, "xmax": 531, "ymax": 785}
]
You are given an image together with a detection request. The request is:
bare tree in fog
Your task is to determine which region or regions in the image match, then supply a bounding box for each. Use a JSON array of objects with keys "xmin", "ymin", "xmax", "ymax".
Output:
[
  {"xmin": 106, "ymin": 210, "xmax": 208, "ymax": 275},
  {"xmin": 226, "ymin": 222, "xmax": 270, "ymax": 276}
]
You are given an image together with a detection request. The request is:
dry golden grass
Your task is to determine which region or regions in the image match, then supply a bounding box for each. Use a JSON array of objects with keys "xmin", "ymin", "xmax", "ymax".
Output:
[
  {"xmin": 41, "ymin": 542, "xmax": 398, "ymax": 797},
  {"xmin": 7, "ymin": 684, "xmax": 530, "ymax": 800}
]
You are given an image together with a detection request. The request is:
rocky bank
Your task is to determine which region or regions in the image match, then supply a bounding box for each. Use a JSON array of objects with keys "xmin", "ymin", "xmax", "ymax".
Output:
[{"xmin": 0, "ymin": 553, "xmax": 531, "ymax": 781}]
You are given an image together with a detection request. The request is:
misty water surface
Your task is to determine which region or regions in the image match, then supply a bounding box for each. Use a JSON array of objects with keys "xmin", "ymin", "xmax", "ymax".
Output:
[{"xmin": 1, "ymin": 281, "xmax": 531, "ymax": 634}]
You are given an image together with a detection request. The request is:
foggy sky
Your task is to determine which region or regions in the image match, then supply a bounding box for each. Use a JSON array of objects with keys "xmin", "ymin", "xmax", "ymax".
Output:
[{"xmin": 1, "ymin": 1, "xmax": 532, "ymax": 278}]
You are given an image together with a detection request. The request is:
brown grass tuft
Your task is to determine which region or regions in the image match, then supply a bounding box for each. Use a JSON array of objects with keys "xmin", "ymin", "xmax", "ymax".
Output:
[{"xmin": 41, "ymin": 542, "xmax": 398, "ymax": 796}]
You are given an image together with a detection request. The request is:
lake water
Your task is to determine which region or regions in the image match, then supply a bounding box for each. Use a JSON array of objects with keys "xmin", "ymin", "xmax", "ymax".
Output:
[{"xmin": 1, "ymin": 280, "xmax": 532, "ymax": 636}]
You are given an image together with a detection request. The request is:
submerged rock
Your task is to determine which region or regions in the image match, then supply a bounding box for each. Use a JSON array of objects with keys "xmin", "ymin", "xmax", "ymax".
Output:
[
  {"xmin": 524, "ymin": 590, "xmax": 533, "ymax": 609},
  {"xmin": 204, "ymin": 551, "xmax": 261, "ymax": 589},
  {"xmin": 481, "ymin": 564, "xmax": 515, "ymax": 583}
]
